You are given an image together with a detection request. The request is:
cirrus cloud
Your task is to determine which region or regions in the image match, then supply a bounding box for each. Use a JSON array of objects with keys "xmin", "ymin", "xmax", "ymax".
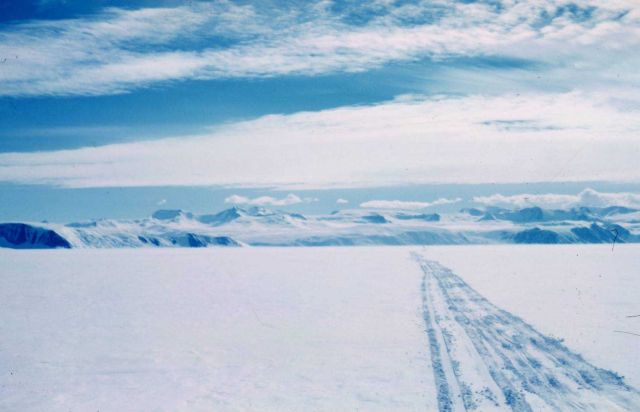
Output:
[{"xmin": 0, "ymin": 1, "xmax": 638, "ymax": 96}]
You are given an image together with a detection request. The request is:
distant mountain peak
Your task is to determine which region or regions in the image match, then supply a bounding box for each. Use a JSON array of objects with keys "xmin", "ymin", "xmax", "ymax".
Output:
[
  {"xmin": 198, "ymin": 207, "xmax": 246, "ymax": 225},
  {"xmin": 152, "ymin": 209, "xmax": 193, "ymax": 220},
  {"xmin": 0, "ymin": 223, "xmax": 71, "ymax": 249}
]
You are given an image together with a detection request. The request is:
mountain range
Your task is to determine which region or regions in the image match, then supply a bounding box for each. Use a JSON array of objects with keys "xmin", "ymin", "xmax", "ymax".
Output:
[{"xmin": 2, "ymin": 205, "xmax": 639, "ymax": 249}]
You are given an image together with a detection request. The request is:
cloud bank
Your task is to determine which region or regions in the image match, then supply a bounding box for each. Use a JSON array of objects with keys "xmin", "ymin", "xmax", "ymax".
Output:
[
  {"xmin": 0, "ymin": 92, "xmax": 639, "ymax": 188},
  {"xmin": 224, "ymin": 193, "xmax": 315, "ymax": 206},
  {"xmin": 360, "ymin": 198, "xmax": 461, "ymax": 210},
  {"xmin": 474, "ymin": 188, "xmax": 640, "ymax": 209},
  {"xmin": 0, "ymin": 1, "xmax": 638, "ymax": 96}
]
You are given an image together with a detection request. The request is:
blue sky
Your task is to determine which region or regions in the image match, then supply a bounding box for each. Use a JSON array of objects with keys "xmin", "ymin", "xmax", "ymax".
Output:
[{"xmin": 1, "ymin": 0, "xmax": 639, "ymax": 221}]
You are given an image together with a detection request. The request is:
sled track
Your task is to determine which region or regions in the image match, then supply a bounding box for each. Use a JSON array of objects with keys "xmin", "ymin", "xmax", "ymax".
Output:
[{"xmin": 413, "ymin": 253, "xmax": 640, "ymax": 411}]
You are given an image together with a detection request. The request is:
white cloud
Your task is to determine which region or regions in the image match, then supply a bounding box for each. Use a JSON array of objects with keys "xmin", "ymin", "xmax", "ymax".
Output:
[
  {"xmin": 156, "ymin": 199, "xmax": 167, "ymax": 206},
  {"xmin": 0, "ymin": 92, "xmax": 639, "ymax": 188},
  {"xmin": 0, "ymin": 1, "xmax": 638, "ymax": 96},
  {"xmin": 224, "ymin": 193, "xmax": 315, "ymax": 206},
  {"xmin": 336, "ymin": 198, "xmax": 349, "ymax": 204},
  {"xmin": 473, "ymin": 188, "xmax": 640, "ymax": 209},
  {"xmin": 360, "ymin": 198, "xmax": 461, "ymax": 210},
  {"xmin": 473, "ymin": 193, "xmax": 576, "ymax": 209}
]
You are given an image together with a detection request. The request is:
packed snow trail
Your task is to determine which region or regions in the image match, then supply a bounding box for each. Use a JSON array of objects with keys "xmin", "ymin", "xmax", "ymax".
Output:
[{"xmin": 413, "ymin": 253, "xmax": 640, "ymax": 411}]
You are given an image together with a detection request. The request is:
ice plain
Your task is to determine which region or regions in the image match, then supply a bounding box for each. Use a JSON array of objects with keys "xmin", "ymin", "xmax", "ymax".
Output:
[{"xmin": 1, "ymin": 245, "xmax": 639, "ymax": 411}]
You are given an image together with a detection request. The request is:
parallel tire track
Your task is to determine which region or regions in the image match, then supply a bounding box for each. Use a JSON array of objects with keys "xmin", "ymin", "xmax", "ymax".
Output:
[{"xmin": 413, "ymin": 253, "xmax": 640, "ymax": 411}]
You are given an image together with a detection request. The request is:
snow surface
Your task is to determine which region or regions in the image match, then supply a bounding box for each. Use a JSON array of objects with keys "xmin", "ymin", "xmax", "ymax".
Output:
[
  {"xmin": 422, "ymin": 244, "xmax": 640, "ymax": 390},
  {"xmin": 0, "ymin": 248, "xmax": 436, "ymax": 411},
  {"xmin": 1, "ymin": 245, "xmax": 639, "ymax": 411},
  {"xmin": 415, "ymin": 253, "xmax": 639, "ymax": 410}
]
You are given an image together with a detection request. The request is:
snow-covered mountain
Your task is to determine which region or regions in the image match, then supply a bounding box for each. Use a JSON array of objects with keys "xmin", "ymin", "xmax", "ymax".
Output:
[
  {"xmin": 0, "ymin": 223, "xmax": 71, "ymax": 249},
  {"xmin": 2, "ymin": 205, "xmax": 639, "ymax": 248}
]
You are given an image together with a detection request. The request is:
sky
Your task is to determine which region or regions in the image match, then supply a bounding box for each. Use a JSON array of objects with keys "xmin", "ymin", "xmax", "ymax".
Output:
[{"xmin": 1, "ymin": 0, "xmax": 639, "ymax": 221}]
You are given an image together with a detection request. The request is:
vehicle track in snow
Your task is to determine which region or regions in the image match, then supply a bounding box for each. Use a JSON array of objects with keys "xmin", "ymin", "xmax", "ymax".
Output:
[{"xmin": 413, "ymin": 253, "xmax": 640, "ymax": 411}]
